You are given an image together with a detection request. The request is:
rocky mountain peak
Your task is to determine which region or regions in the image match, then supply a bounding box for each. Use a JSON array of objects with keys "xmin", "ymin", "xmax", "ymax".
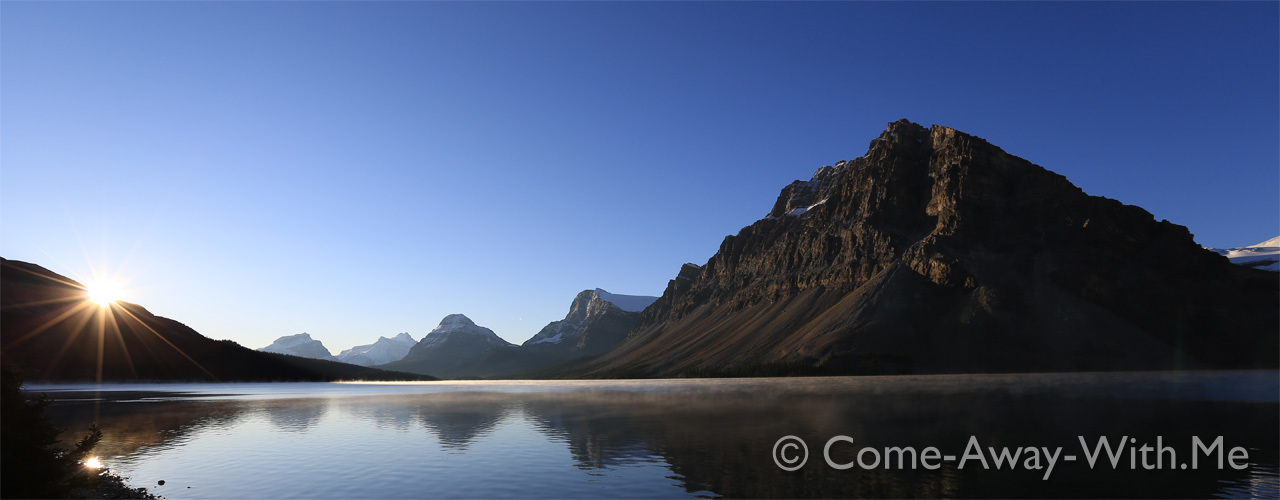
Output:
[
  {"xmin": 592, "ymin": 289, "xmax": 658, "ymax": 313},
  {"xmin": 563, "ymin": 290, "xmax": 599, "ymax": 325},
  {"xmin": 520, "ymin": 288, "xmax": 656, "ymax": 354},
  {"xmin": 258, "ymin": 332, "xmax": 336, "ymax": 361},
  {"xmin": 275, "ymin": 332, "xmax": 315, "ymax": 344},
  {"xmin": 385, "ymin": 315, "xmax": 515, "ymax": 378},
  {"xmin": 677, "ymin": 263, "xmax": 702, "ymax": 280},
  {"xmin": 390, "ymin": 332, "xmax": 417, "ymax": 344},
  {"xmin": 437, "ymin": 314, "xmax": 477, "ymax": 329},
  {"xmin": 419, "ymin": 314, "xmax": 511, "ymax": 348},
  {"xmin": 768, "ymin": 164, "xmax": 842, "ymax": 218},
  {"xmin": 597, "ymin": 119, "xmax": 1277, "ymax": 377},
  {"xmin": 335, "ymin": 332, "xmax": 418, "ymax": 366},
  {"xmin": 543, "ymin": 289, "xmax": 660, "ymax": 338}
]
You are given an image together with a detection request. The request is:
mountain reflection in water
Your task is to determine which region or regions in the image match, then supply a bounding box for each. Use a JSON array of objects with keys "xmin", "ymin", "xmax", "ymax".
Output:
[{"xmin": 37, "ymin": 372, "xmax": 1280, "ymax": 499}]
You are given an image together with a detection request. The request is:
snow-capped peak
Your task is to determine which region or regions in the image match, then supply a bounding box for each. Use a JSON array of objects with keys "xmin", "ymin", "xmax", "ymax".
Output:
[
  {"xmin": 389, "ymin": 332, "xmax": 416, "ymax": 345},
  {"xmin": 418, "ymin": 314, "xmax": 513, "ymax": 348},
  {"xmin": 593, "ymin": 288, "xmax": 659, "ymax": 312},
  {"xmin": 523, "ymin": 288, "xmax": 659, "ymax": 346},
  {"xmin": 257, "ymin": 333, "xmax": 336, "ymax": 361},
  {"xmin": 1208, "ymin": 236, "xmax": 1280, "ymax": 272},
  {"xmin": 1251, "ymin": 236, "xmax": 1280, "ymax": 248},
  {"xmin": 336, "ymin": 332, "xmax": 418, "ymax": 366},
  {"xmin": 270, "ymin": 333, "xmax": 317, "ymax": 348},
  {"xmin": 436, "ymin": 314, "xmax": 477, "ymax": 330}
]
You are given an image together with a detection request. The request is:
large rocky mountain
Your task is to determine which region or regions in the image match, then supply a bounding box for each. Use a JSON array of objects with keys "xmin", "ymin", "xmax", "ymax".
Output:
[
  {"xmin": 336, "ymin": 332, "xmax": 417, "ymax": 366},
  {"xmin": 0, "ymin": 258, "xmax": 434, "ymax": 382},
  {"xmin": 258, "ymin": 333, "xmax": 338, "ymax": 361},
  {"xmin": 381, "ymin": 289, "xmax": 656, "ymax": 379},
  {"xmin": 581, "ymin": 120, "xmax": 1279, "ymax": 377},
  {"xmin": 379, "ymin": 314, "xmax": 516, "ymax": 378},
  {"xmin": 523, "ymin": 289, "xmax": 657, "ymax": 356}
]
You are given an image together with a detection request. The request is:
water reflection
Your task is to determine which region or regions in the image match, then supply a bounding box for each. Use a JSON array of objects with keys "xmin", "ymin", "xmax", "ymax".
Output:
[
  {"xmin": 261, "ymin": 400, "xmax": 329, "ymax": 433},
  {"xmin": 39, "ymin": 373, "xmax": 1280, "ymax": 499},
  {"xmin": 408, "ymin": 396, "xmax": 512, "ymax": 451}
]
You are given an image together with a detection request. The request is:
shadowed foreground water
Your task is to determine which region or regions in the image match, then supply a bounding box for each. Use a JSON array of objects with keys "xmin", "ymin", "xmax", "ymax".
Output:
[{"xmin": 33, "ymin": 372, "xmax": 1280, "ymax": 499}]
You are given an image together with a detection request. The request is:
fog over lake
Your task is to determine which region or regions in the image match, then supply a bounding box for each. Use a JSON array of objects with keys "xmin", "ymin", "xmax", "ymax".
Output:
[{"xmin": 35, "ymin": 372, "xmax": 1279, "ymax": 499}]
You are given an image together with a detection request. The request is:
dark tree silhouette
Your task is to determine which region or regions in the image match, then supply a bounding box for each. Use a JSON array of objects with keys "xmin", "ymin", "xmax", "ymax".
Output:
[{"xmin": 0, "ymin": 364, "xmax": 149, "ymax": 498}]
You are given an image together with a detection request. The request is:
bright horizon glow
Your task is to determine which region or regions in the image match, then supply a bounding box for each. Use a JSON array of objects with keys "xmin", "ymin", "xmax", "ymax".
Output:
[
  {"xmin": 1, "ymin": 2, "xmax": 1275, "ymax": 351},
  {"xmin": 86, "ymin": 281, "xmax": 122, "ymax": 307}
]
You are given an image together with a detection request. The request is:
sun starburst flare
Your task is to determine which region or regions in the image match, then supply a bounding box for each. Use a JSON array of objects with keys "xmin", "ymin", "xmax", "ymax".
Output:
[
  {"xmin": 85, "ymin": 281, "xmax": 122, "ymax": 306},
  {"xmin": 4, "ymin": 262, "xmax": 178, "ymax": 384}
]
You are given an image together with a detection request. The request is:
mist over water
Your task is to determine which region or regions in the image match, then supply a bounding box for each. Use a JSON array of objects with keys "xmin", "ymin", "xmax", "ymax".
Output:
[{"xmin": 35, "ymin": 372, "xmax": 1280, "ymax": 499}]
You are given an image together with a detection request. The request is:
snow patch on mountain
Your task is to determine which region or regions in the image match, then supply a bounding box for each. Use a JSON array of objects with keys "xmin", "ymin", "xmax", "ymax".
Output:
[
  {"xmin": 786, "ymin": 198, "xmax": 828, "ymax": 217},
  {"xmin": 593, "ymin": 288, "xmax": 658, "ymax": 312},
  {"xmin": 527, "ymin": 331, "xmax": 565, "ymax": 345},
  {"xmin": 337, "ymin": 332, "xmax": 417, "ymax": 366},
  {"xmin": 523, "ymin": 289, "xmax": 658, "ymax": 346},
  {"xmin": 257, "ymin": 333, "xmax": 337, "ymax": 361},
  {"xmin": 1209, "ymin": 236, "xmax": 1279, "ymax": 272},
  {"xmin": 417, "ymin": 314, "xmax": 513, "ymax": 348}
]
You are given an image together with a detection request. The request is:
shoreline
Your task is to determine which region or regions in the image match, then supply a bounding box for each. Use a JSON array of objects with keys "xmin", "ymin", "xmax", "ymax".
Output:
[{"xmin": 23, "ymin": 369, "xmax": 1280, "ymax": 404}]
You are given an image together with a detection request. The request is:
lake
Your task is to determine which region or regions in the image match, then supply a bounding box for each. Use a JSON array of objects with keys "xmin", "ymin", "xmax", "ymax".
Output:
[{"xmin": 31, "ymin": 371, "xmax": 1280, "ymax": 499}]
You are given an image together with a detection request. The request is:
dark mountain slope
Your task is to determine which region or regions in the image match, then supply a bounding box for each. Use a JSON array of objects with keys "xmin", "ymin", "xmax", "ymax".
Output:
[
  {"xmin": 378, "ymin": 314, "xmax": 516, "ymax": 379},
  {"xmin": 584, "ymin": 120, "xmax": 1278, "ymax": 377},
  {"xmin": 521, "ymin": 289, "xmax": 655, "ymax": 359},
  {"xmin": 0, "ymin": 258, "xmax": 433, "ymax": 382}
]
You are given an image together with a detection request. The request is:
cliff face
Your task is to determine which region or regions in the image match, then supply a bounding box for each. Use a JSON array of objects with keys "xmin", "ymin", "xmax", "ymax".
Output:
[
  {"xmin": 523, "ymin": 289, "xmax": 656, "ymax": 357},
  {"xmin": 589, "ymin": 120, "xmax": 1278, "ymax": 377}
]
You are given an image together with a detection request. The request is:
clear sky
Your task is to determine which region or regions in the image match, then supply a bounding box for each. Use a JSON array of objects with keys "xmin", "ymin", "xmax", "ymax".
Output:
[{"xmin": 2, "ymin": 2, "xmax": 1276, "ymax": 351}]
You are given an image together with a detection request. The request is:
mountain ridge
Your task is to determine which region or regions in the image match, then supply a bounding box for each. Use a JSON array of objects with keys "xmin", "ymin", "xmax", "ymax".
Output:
[
  {"xmin": 0, "ymin": 258, "xmax": 435, "ymax": 382},
  {"xmin": 579, "ymin": 119, "xmax": 1278, "ymax": 377},
  {"xmin": 381, "ymin": 289, "xmax": 655, "ymax": 378},
  {"xmin": 1208, "ymin": 237, "xmax": 1280, "ymax": 272},
  {"xmin": 336, "ymin": 332, "xmax": 417, "ymax": 366},
  {"xmin": 6, "ymin": 121, "xmax": 1271, "ymax": 381},
  {"xmin": 257, "ymin": 333, "xmax": 338, "ymax": 361}
]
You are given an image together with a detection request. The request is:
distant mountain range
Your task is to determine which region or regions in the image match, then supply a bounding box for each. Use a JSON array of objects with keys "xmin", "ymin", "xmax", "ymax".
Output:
[
  {"xmin": 4, "ymin": 120, "xmax": 1274, "ymax": 381},
  {"xmin": 379, "ymin": 289, "xmax": 657, "ymax": 378},
  {"xmin": 248, "ymin": 288, "xmax": 657, "ymax": 377},
  {"xmin": 336, "ymin": 332, "xmax": 418, "ymax": 366},
  {"xmin": 255, "ymin": 332, "xmax": 418, "ymax": 366},
  {"xmin": 0, "ymin": 258, "xmax": 434, "ymax": 382}
]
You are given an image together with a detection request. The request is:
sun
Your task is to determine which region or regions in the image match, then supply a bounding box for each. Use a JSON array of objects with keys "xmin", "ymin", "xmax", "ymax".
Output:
[{"xmin": 85, "ymin": 281, "xmax": 122, "ymax": 306}]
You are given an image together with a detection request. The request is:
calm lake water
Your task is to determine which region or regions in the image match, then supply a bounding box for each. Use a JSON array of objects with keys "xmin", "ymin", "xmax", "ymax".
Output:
[{"xmin": 31, "ymin": 371, "xmax": 1280, "ymax": 499}]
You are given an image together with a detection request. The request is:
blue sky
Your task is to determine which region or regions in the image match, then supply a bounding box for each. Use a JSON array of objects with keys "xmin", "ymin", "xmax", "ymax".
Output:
[{"xmin": 2, "ymin": 2, "xmax": 1276, "ymax": 350}]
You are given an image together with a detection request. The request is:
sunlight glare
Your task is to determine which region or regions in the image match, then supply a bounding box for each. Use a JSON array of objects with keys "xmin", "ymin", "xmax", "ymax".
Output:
[
  {"xmin": 86, "ymin": 282, "xmax": 122, "ymax": 306},
  {"xmin": 84, "ymin": 457, "xmax": 103, "ymax": 469}
]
